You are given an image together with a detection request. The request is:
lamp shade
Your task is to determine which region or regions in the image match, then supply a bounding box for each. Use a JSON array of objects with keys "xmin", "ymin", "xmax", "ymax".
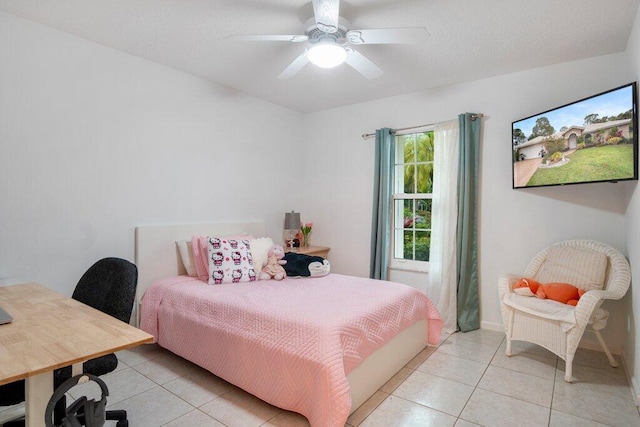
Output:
[{"xmin": 284, "ymin": 211, "xmax": 301, "ymax": 230}]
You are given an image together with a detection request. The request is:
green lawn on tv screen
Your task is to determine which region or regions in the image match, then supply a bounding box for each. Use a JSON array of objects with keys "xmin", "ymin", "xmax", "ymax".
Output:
[{"xmin": 527, "ymin": 144, "xmax": 635, "ymax": 187}]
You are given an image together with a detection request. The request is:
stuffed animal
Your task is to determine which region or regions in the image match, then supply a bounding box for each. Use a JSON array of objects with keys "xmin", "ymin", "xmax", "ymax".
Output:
[
  {"xmin": 513, "ymin": 277, "xmax": 586, "ymax": 306},
  {"xmin": 283, "ymin": 252, "xmax": 330, "ymax": 277},
  {"xmin": 259, "ymin": 245, "xmax": 287, "ymax": 281}
]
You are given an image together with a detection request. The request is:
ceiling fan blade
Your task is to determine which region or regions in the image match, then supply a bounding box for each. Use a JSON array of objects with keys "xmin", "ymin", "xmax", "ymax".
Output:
[
  {"xmin": 227, "ymin": 34, "xmax": 308, "ymax": 43},
  {"xmin": 278, "ymin": 52, "xmax": 310, "ymax": 79},
  {"xmin": 312, "ymin": 0, "xmax": 340, "ymax": 33},
  {"xmin": 344, "ymin": 48, "xmax": 383, "ymax": 79},
  {"xmin": 346, "ymin": 28, "xmax": 428, "ymax": 45}
]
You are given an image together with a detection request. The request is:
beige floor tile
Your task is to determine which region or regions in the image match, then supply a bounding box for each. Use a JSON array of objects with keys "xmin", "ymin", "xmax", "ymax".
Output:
[
  {"xmin": 199, "ymin": 388, "xmax": 281, "ymax": 427},
  {"xmin": 460, "ymin": 388, "xmax": 550, "ymax": 427},
  {"xmin": 491, "ymin": 346, "xmax": 558, "ymax": 380},
  {"xmin": 112, "ymin": 359, "xmax": 128, "ymax": 372},
  {"xmin": 553, "ymin": 380, "xmax": 640, "ymax": 426},
  {"xmin": 453, "ymin": 419, "xmax": 482, "ymax": 427},
  {"xmin": 379, "ymin": 367, "xmax": 413, "ymax": 393},
  {"xmin": 162, "ymin": 409, "xmax": 226, "ymax": 426},
  {"xmin": 549, "ymin": 409, "xmax": 610, "ymax": 427},
  {"xmin": 439, "ymin": 332, "xmax": 453, "ymax": 346},
  {"xmin": 360, "ymin": 395, "xmax": 457, "ymax": 427},
  {"xmin": 347, "ymin": 390, "xmax": 388, "ymax": 426},
  {"xmin": 477, "ymin": 365, "xmax": 554, "ymax": 407},
  {"xmin": 503, "ymin": 340, "xmax": 559, "ymax": 360},
  {"xmin": 571, "ymin": 347, "xmax": 622, "ymax": 370},
  {"xmin": 556, "ymin": 361, "xmax": 630, "ymax": 399},
  {"xmin": 263, "ymin": 410, "xmax": 311, "ymax": 426},
  {"xmin": 436, "ymin": 337, "xmax": 498, "ymax": 364},
  {"xmin": 162, "ymin": 368, "xmax": 236, "ymax": 407},
  {"xmin": 446, "ymin": 329, "xmax": 505, "ymax": 350},
  {"xmin": 116, "ymin": 343, "xmax": 165, "ymax": 367},
  {"xmin": 108, "ymin": 386, "xmax": 193, "ymax": 426},
  {"xmin": 404, "ymin": 345, "xmax": 436, "ymax": 369},
  {"xmin": 132, "ymin": 350, "xmax": 199, "ymax": 384},
  {"xmin": 67, "ymin": 367, "xmax": 157, "ymax": 405},
  {"xmin": 392, "ymin": 370, "xmax": 475, "ymax": 417},
  {"xmin": 417, "ymin": 350, "xmax": 487, "ymax": 386}
]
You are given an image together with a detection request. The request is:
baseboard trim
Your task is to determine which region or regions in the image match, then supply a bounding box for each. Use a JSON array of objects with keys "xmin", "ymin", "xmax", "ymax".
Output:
[
  {"xmin": 632, "ymin": 377, "xmax": 640, "ymax": 407},
  {"xmin": 480, "ymin": 321, "xmax": 503, "ymax": 332},
  {"xmin": 621, "ymin": 353, "xmax": 640, "ymax": 407}
]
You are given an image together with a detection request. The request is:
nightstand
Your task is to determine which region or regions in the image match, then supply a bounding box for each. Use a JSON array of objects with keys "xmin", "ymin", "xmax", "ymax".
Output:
[{"xmin": 286, "ymin": 245, "xmax": 330, "ymax": 259}]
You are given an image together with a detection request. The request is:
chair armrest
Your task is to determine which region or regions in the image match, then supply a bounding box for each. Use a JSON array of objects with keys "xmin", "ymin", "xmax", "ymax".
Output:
[
  {"xmin": 573, "ymin": 289, "xmax": 613, "ymax": 325},
  {"xmin": 498, "ymin": 273, "xmax": 522, "ymax": 299},
  {"xmin": 498, "ymin": 273, "xmax": 523, "ymax": 332}
]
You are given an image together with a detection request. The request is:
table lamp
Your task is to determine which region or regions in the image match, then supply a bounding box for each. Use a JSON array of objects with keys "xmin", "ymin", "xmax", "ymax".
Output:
[{"xmin": 284, "ymin": 211, "xmax": 301, "ymax": 249}]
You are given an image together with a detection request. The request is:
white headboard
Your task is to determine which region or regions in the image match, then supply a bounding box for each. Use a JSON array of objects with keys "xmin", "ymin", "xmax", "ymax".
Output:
[{"xmin": 134, "ymin": 221, "xmax": 265, "ymax": 323}]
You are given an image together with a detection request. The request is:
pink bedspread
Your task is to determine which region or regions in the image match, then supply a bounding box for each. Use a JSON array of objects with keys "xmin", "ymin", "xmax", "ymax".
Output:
[{"xmin": 140, "ymin": 274, "xmax": 442, "ymax": 426}]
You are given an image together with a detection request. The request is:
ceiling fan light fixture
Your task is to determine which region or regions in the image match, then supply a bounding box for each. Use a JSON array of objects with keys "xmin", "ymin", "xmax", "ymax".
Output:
[{"xmin": 308, "ymin": 43, "xmax": 347, "ymax": 68}]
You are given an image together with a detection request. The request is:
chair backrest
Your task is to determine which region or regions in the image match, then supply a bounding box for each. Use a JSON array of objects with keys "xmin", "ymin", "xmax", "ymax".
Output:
[
  {"xmin": 72, "ymin": 258, "xmax": 138, "ymax": 324},
  {"xmin": 524, "ymin": 240, "xmax": 631, "ymax": 299}
]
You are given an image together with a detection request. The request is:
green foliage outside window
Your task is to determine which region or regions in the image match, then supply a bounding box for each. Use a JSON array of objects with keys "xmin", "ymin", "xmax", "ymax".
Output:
[{"xmin": 395, "ymin": 131, "xmax": 434, "ymax": 262}]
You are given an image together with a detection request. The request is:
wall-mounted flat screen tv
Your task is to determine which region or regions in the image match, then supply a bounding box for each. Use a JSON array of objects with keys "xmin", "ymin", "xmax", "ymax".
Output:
[{"xmin": 512, "ymin": 82, "xmax": 638, "ymax": 189}]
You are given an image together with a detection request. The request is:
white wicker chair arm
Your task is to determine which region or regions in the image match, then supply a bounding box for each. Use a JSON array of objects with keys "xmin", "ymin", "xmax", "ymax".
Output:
[
  {"xmin": 498, "ymin": 273, "xmax": 522, "ymax": 329},
  {"xmin": 573, "ymin": 290, "xmax": 603, "ymax": 325},
  {"xmin": 583, "ymin": 288, "xmax": 623, "ymax": 302},
  {"xmin": 498, "ymin": 273, "xmax": 521, "ymax": 297}
]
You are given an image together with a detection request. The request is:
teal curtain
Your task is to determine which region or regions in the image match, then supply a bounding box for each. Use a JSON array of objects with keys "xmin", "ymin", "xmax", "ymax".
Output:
[
  {"xmin": 456, "ymin": 113, "xmax": 481, "ymax": 331},
  {"xmin": 370, "ymin": 128, "xmax": 395, "ymax": 280}
]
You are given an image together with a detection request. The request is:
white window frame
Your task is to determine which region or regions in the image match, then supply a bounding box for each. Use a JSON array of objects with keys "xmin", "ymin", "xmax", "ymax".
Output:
[{"xmin": 390, "ymin": 127, "xmax": 434, "ymax": 273}]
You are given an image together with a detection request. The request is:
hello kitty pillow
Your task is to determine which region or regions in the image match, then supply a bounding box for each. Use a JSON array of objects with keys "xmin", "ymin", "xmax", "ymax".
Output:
[
  {"xmin": 206, "ymin": 237, "xmax": 256, "ymax": 285},
  {"xmin": 191, "ymin": 234, "xmax": 254, "ymax": 282}
]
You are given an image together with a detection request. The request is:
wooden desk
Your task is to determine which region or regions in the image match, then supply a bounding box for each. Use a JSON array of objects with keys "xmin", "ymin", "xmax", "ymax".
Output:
[{"xmin": 0, "ymin": 283, "xmax": 154, "ymax": 426}]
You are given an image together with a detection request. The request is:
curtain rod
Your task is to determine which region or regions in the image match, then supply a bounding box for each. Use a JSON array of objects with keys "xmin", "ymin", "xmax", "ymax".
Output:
[{"xmin": 361, "ymin": 113, "xmax": 484, "ymax": 140}]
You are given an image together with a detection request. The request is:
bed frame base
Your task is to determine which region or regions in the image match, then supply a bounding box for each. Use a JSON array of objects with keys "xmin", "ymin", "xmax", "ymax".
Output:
[{"xmin": 347, "ymin": 319, "xmax": 428, "ymax": 412}]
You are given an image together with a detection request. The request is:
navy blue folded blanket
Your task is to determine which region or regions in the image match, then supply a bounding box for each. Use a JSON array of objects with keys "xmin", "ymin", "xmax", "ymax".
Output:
[{"xmin": 283, "ymin": 252, "xmax": 331, "ymax": 277}]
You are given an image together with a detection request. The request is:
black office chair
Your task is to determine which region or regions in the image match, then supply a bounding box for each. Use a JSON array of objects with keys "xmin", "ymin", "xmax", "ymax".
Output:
[{"xmin": 0, "ymin": 258, "xmax": 137, "ymax": 426}]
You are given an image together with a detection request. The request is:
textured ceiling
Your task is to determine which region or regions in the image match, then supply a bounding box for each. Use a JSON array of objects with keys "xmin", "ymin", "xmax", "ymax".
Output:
[{"xmin": 1, "ymin": 0, "xmax": 638, "ymax": 113}]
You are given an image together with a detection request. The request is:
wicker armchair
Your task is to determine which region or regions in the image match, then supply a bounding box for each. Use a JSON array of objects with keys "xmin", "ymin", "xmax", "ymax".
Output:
[{"xmin": 498, "ymin": 240, "xmax": 631, "ymax": 382}]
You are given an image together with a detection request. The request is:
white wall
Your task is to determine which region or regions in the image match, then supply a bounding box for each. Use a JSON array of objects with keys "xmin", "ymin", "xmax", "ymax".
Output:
[
  {"xmin": 302, "ymin": 52, "xmax": 636, "ymax": 352},
  {"xmin": 624, "ymin": 4, "xmax": 640, "ymax": 404},
  {"xmin": 0, "ymin": 11, "xmax": 304, "ymax": 296}
]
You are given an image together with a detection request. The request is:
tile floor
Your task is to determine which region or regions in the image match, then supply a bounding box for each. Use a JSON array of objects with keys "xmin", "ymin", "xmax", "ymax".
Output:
[{"xmin": 34, "ymin": 330, "xmax": 640, "ymax": 426}]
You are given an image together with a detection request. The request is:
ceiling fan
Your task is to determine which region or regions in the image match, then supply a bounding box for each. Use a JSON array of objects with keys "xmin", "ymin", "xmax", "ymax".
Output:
[{"xmin": 227, "ymin": 0, "xmax": 428, "ymax": 79}]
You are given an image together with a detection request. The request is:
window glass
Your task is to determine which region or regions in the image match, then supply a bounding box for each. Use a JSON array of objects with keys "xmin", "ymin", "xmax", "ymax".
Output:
[{"xmin": 392, "ymin": 130, "xmax": 434, "ymax": 267}]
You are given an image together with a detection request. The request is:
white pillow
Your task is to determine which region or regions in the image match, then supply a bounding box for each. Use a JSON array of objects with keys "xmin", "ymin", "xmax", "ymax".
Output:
[
  {"xmin": 249, "ymin": 237, "xmax": 274, "ymax": 275},
  {"xmin": 176, "ymin": 240, "xmax": 197, "ymax": 277},
  {"xmin": 536, "ymin": 246, "xmax": 608, "ymax": 291}
]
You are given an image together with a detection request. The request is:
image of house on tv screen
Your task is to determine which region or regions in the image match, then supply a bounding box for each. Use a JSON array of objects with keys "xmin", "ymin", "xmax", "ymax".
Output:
[{"xmin": 512, "ymin": 83, "xmax": 637, "ymax": 189}]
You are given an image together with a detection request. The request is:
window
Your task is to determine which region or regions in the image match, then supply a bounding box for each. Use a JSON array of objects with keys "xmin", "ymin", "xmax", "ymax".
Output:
[{"xmin": 391, "ymin": 130, "xmax": 434, "ymax": 270}]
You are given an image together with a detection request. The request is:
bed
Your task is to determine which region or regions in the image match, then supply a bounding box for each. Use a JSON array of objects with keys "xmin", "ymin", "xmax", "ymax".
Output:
[{"xmin": 135, "ymin": 221, "xmax": 442, "ymax": 426}]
